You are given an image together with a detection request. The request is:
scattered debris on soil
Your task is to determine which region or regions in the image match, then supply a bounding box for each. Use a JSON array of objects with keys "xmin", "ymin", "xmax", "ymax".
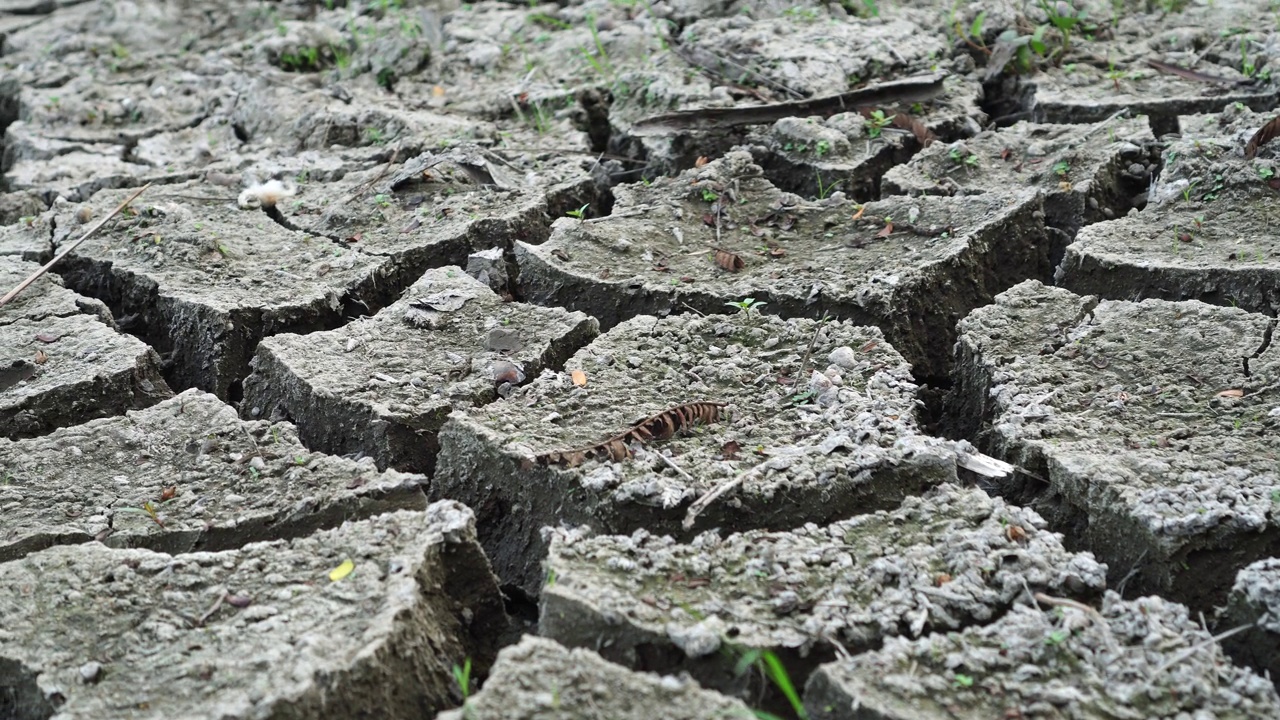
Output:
[
  {"xmin": 950, "ymin": 280, "xmax": 1279, "ymax": 611},
  {"xmin": 542, "ymin": 484, "xmax": 1105, "ymax": 708},
  {"xmin": 243, "ymin": 266, "xmax": 598, "ymax": 474}
]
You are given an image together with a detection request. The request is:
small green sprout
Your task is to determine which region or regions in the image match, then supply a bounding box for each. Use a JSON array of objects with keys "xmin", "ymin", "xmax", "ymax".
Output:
[
  {"xmin": 866, "ymin": 109, "xmax": 894, "ymax": 139},
  {"xmin": 953, "ymin": 673, "xmax": 975, "ymax": 688},
  {"xmin": 1052, "ymin": 160, "xmax": 1070, "ymax": 177},
  {"xmin": 565, "ymin": 204, "xmax": 589, "ymax": 220},
  {"xmin": 726, "ymin": 297, "xmax": 766, "ymax": 318},
  {"xmin": 452, "ymin": 658, "xmax": 473, "ymax": 702}
]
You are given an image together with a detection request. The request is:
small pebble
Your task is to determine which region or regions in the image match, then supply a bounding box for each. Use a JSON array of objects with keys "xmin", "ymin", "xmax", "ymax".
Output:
[{"xmin": 79, "ymin": 661, "xmax": 102, "ymax": 684}]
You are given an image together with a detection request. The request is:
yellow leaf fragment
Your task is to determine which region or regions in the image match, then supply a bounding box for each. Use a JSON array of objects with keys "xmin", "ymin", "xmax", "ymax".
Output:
[
  {"xmin": 571, "ymin": 370, "xmax": 587, "ymax": 386},
  {"xmin": 329, "ymin": 558, "xmax": 355, "ymax": 582}
]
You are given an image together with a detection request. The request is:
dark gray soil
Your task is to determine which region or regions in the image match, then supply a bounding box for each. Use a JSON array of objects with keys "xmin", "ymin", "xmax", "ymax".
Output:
[{"xmin": 2, "ymin": 0, "xmax": 1280, "ymax": 717}]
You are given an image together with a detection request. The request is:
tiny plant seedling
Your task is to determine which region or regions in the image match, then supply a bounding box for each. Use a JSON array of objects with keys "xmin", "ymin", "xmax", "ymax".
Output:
[
  {"xmin": 1052, "ymin": 160, "xmax": 1070, "ymax": 177},
  {"xmin": 726, "ymin": 297, "xmax": 766, "ymax": 320},
  {"xmin": 866, "ymin": 109, "xmax": 894, "ymax": 138},
  {"xmin": 566, "ymin": 204, "xmax": 589, "ymax": 220},
  {"xmin": 815, "ymin": 171, "xmax": 840, "ymax": 199},
  {"xmin": 452, "ymin": 658, "xmax": 473, "ymax": 702}
]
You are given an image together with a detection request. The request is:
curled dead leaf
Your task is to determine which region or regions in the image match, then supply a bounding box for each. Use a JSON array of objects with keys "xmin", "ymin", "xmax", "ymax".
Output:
[
  {"xmin": 159, "ymin": 486, "xmax": 177, "ymax": 501},
  {"xmin": 1005, "ymin": 525, "xmax": 1028, "ymax": 543},
  {"xmin": 1246, "ymin": 115, "xmax": 1280, "ymax": 160},
  {"xmin": 714, "ymin": 249, "xmax": 745, "ymax": 272},
  {"xmin": 695, "ymin": 156, "xmax": 710, "ymax": 167},
  {"xmin": 935, "ymin": 573, "xmax": 952, "ymax": 586},
  {"xmin": 1217, "ymin": 388, "xmax": 1245, "ymax": 398},
  {"xmin": 859, "ymin": 340, "xmax": 879, "ymax": 353},
  {"xmin": 571, "ymin": 369, "xmax": 588, "ymax": 386},
  {"xmin": 875, "ymin": 222, "xmax": 893, "ymax": 238},
  {"xmin": 721, "ymin": 440, "xmax": 741, "ymax": 460},
  {"xmin": 33, "ymin": 349, "xmax": 48, "ymax": 364}
]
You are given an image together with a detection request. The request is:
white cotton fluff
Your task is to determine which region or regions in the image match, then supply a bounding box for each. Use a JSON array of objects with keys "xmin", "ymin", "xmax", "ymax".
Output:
[{"xmin": 238, "ymin": 179, "xmax": 297, "ymax": 209}]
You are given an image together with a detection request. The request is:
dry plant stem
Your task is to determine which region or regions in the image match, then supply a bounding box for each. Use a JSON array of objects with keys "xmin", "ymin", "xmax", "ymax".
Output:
[
  {"xmin": 683, "ymin": 456, "xmax": 773, "ymax": 530},
  {"xmin": 656, "ymin": 451, "xmax": 697, "ymax": 484},
  {"xmin": 0, "ymin": 183, "xmax": 151, "ymax": 309},
  {"xmin": 1034, "ymin": 592, "xmax": 1120, "ymax": 658},
  {"xmin": 1147, "ymin": 623, "xmax": 1252, "ymax": 683},
  {"xmin": 344, "ymin": 147, "xmax": 400, "ymax": 204}
]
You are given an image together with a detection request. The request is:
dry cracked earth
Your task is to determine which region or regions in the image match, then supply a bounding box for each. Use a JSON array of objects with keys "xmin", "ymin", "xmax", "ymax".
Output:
[{"xmin": 1, "ymin": 0, "xmax": 1280, "ymax": 718}]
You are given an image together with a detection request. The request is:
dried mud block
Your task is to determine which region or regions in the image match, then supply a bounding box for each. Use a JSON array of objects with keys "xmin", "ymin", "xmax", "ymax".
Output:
[
  {"xmin": 541, "ymin": 485, "xmax": 1105, "ymax": 707},
  {"xmin": 435, "ymin": 310, "xmax": 988, "ymax": 596},
  {"xmin": 1060, "ymin": 116, "xmax": 1280, "ymax": 314},
  {"xmin": 279, "ymin": 145, "xmax": 599, "ymax": 304},
  {"xmin": 0, "ymin": 503, "xmax": 510, "ymax": 720},
  {"xmin": 49, "ymin": 182, "xmax": 385, "ymax": 399},
  {"xmin": 243, "ymin": 267, "xmax": 599, "ymax": 474},
  {"xmin": 805, "ymin": 592, "xmax": 1280, "ymax": 720},
  {"xmin": 0, "ymin": 388, "xmax": 427, "ymax": 563},
  {"xmin": 1028, "ymin": 62, "xmax": 1276, "ymax": 133},
  {"xmin": 949, "ymin": 280, "xmax": 1280, "ymax": 611},
  {"xmin": 0, "ymin": 255, "xmax": 112, "ymax": 326},
  {"xmin": 882, "ymin": 117, "xmax": 1155, "ymax": 260},
  {"xmin": 1217, "ymin": 559, "xmax": 1280, "ymax": 687},
  {"xmin": 0, "ymin": 257, "xmax": 171, "ymax": 439},
  {"xmin": 436, "ymin": 636, "xmax": 753, "ymax": 720},
  {"xmin": 0, "ymin": 215, "xmax": 53, "ymax": 261},
  {"xmin": 516, "ymin": 151, "xmax": 1049, "ymax": 377}
]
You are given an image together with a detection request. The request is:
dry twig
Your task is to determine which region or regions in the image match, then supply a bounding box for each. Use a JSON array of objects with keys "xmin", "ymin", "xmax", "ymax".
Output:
[{"xmin": 0, "ymin": 183, "xmax": 151, "ymax": 309}]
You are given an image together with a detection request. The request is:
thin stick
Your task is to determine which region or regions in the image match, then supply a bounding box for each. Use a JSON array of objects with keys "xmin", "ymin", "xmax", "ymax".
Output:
[
  {"xmin": 656, "ymin": 451, "xmax": 697, "ymax": 485},
  {"xmin": 1147, "ymin": 623, "xmax": 1252, "ymax": 682},
  {"xmin": 683, "ymin": 456, "xmax": 773, "ymax": 530},
  {"xmin": 0, "ymin": 183, "xmax": 151, "ymax": 309},
  {"xmin": 797, "ymin": 314, "xmax": 829, "ymax": 379}
]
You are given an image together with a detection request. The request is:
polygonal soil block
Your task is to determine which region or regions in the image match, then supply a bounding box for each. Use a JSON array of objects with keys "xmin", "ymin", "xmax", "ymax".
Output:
[
  {"xmin": 0, "ymin": 503, "xmax": 508, "ymax": 720},
  {"xmin": 277, "ymin": 145, "xmax": 600, "ymax": 296},
  {"xmin": 1060, "ymin": 156, "xmax": 1280, "ymax": 315},
  {"xmin": 541, "ymin": 484, "xmax": 1105, "ymax": 708},
  {"xmin": 51, "ymin": 182, "xmax": 385, "ymax": 399},
  {"xmin": 515, "ymin": 151, "xmax": 1049, "ymax": 378},
  {"xmin": 242, "ymin": 266, "xmax": 599, "ymax": 474},
  {"xmin": 436, "ymin": 636, "xmax": 753, "ymax": 720},
  {"xmin": 1, "ymin": 258, "xmax": 171, "ymax": 439},
  {"xmin": 882, "ymin": 116, "xmax": 1155, "ymax": 260},
  {"xmin": 949, "ymin": 280, "xmax": 1279, "ymax": 611},
  {"xmin": 0, "ymin": 389, "xmax": 426, "ymax": 562},
  {"xmin": 805, "ymin": 592, "xmax": 1280, "ymax": 720},
  {"xmin": 433, "ymin": 310, "xmax": 965, "ymax": 596},
  {"xmin": 1217, "ymin": 559, "xmax": 1280, "ymax": 688}
]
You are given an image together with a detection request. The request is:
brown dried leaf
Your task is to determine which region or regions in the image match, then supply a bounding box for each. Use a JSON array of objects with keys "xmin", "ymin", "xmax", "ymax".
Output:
[
  {"xmin": 714, "ymin": 249, "xmax": 745, "ymax": 272},
  {"xmin": 695, "ymin": 156, "xmax": 710, "ymax": 167},
  {"xmin": 875, "ymin": 222, "xmax": 894, "ymax": 238},
  {"xmin": 935, "ymin": 573, "xmax": 952, "ymax": 586},
  {"xmin": 33, "ymin": 349, "xmax": 48, "ymax": 364},
  {"xmin": 720, "ymin": 440, "xmax": 741, "ymax": 460},
  {"xmin": 1245, "ymin": 115, "xmax": 1280, "ymax": 160},
  {"xmin": 891, "ymin": 112, "xmax": 935, "ymax": 147},
  {"xmin": 35, "ymin": 333, "xmax": 60, "ymax": 343},
  {"xmin": 571, "ymin": 369, "xmax": 588, "ymax": 386},
  {"xmin": 1217, "ymin": 388, "xmax": 1245, "ymax": 398},
  {"xmin": 159, "ymin": 486, "xmax": 177, "ymax": 501},
  {"xmin": 769, "ymin": 247, "xmax": 786, "ymax": 257},
  {"xmin": 859, "ymin": 340, "xmax": 879, "ymax": 353},
  {"xmin": 1006, "ymin": 525, "xmax": 1028, "ymax": 543}
]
